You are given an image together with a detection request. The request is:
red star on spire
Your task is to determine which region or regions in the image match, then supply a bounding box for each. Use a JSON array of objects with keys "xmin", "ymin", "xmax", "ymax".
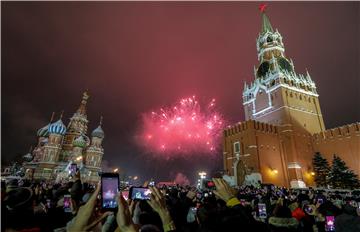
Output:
[{"xmin": 259, "ymin": 4, "xmax": 267, "ymax": 13}]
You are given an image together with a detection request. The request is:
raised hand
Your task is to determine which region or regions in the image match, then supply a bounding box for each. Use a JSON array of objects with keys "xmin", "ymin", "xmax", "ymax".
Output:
[
  {"xmin": 148, "ymin": 186, "xmax": 174, "ymax": 229},
  {"xmin": 116, "ymin": 192, "xmax": 137, "ymax": 232},
  {"xmin": 68, "ymin": 182, "xmax": 111, "ymax": 232},
  {"xmin": 212, "ymin": 178, "xmax": 236, "ymax": 202}
]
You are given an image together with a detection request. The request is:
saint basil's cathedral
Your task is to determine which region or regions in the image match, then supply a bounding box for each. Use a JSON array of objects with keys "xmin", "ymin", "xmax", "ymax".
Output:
[{"xmin": 23, "ymin": 91, "xmax": 104, "ymax": 183}]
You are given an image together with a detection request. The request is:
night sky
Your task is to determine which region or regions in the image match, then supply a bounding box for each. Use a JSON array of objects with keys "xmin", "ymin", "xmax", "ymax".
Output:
[{"xmin": 2, "ymin": 2, "xmax": 359, "ymax": 183}]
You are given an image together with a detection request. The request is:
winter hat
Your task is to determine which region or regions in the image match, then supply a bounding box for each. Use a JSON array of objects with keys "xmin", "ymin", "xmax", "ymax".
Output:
[{"xmin": 4, "ymin": 187, "xmax": 33, "ymax": 210}]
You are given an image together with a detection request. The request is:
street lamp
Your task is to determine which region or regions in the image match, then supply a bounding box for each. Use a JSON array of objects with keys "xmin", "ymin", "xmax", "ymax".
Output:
[{"xmin": 198, "ymin": 172, "xmax": 207, "ymax": 179}]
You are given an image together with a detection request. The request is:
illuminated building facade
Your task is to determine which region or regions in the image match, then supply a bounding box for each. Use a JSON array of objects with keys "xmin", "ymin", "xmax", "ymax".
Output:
[
  {"xmin": 24, "ymin": 91, "xmax": 104, "ymax": 183},
  {"xmin": 223, "ymin": 9, "xmax": 360, "ymax": 188}
]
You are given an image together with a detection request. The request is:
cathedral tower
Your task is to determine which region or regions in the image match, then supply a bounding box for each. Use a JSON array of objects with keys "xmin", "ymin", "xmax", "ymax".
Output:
[
  {"xmin": 61, "ymin": 91, "xmax": 90, "ymax": 159},
  {"xmin": 83, "ymin": 117, "xmax": 104, "ymax": 182},
  {"xmin": 35, "ymin": 113, "xmax": 66, "ymax": 179}
]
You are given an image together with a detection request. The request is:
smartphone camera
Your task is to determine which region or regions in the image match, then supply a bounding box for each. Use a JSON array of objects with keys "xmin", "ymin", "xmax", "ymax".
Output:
[
  {"xmin": 304, "ymin": 205, "xmax": 313, "ymax": 214},
  {"xmin": 121, "ymin": 190, "xmax": 129, "ymax": 201},
  {"xmin": 101, "ymin": 173, "xmax": 120, "ymax": 210},
  {"xmin": 325, "ymin": 216, "xmax": 335, "ymax": 231},
  {"xmin": 258, "ymin": 203, "xmax": 267, "ymax": 219},
  {"xmin": 69, "ymin": 163, "xmax": 77, "ymax": 176},
  {"xmin": 63, "ymin": 194, "xmax": 72, "ymax": 213},
  {"xmin": 129, "ymin": 187, "xmax": 152, "ymax": 200}
]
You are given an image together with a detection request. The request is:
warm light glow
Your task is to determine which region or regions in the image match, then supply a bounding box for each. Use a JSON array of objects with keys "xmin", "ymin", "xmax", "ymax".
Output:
[
  {"xmin": 198, "ymin": 171, "xmax": 207, "ymax": 179},
  {"xmin": 76, "ymin": 156, "xmax": 82, "ymax": 161},
  {"xmin": 113, "ymin": 168, "xmax": 118, "ymax": 173},
  {"xmin": 133, "ymin": 176, "xmax": 138, "ymax": 180},
  {"xmin": 271, "ymin": 168, "xmax": 278, "ymax": 174},
  {"xmin": 310, "ymin": 171, "xmax": 315, "ymax": 176}
]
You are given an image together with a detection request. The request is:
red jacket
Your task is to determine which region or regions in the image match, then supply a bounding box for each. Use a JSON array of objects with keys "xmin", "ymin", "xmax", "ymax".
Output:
[{"xmin": 292, "ymin": 207, "xmax": 305, "ymax": 221}]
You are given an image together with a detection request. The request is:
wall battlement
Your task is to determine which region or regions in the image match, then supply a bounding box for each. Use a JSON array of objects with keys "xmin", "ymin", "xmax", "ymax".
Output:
[
  {"xmin": 312, "ymin": 122, "xmax": 360, "ymax": 141},
  {"xmin": 224, "ymin": 120, "xmax": 278, "ymax": 137}
]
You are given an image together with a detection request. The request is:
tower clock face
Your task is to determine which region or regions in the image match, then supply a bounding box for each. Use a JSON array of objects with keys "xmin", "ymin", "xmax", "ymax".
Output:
[
  {"xmin": 277, "ymin": 57, "xmax": 293, "ymax": 72},
  {"xmin": 257, "ymin": 61, "xmax": 270, "ymax": 78}
]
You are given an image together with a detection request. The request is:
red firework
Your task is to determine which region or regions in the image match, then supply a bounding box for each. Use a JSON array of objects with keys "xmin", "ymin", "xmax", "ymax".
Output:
[{"xmin": 137, "ymin": 96, "xmax": 225, "ymax": 158}]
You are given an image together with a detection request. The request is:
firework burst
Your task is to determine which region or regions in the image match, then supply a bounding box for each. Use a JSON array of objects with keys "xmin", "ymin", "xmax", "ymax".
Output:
[{"xmin": 137, "ymin": 96, "xmax": 225, "ymax": 158}]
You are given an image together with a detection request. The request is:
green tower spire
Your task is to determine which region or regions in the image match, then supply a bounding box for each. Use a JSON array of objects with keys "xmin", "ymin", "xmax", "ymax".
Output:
[{"xmin": 261, "ymin": 12, "xmax": 274, "ymax": 34}]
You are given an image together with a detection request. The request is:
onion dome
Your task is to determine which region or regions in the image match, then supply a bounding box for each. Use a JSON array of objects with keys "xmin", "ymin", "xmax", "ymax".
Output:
[
  {"xmin": 91, "ymin": 125, "xmax": 104, "ymax": 139},
  {"xmin": 91, "ymin": 116, "xmax": 104, "ymax": 139},
  {"xmin": 48, "ymin": 119, "xmax": 67, "ymax": 135},
  {"xmin": 37, "ymin": 124, "xmax": 49, "ymax": 137},
  {"xmin": 23, "ymin": 152, "xmax": 33, "ymax": 162},
  {"xmin": 23, "ymin": 147, "xmax": 33, "ymax": 162},
  {"xmin": 73, "ymin": 135, "xmax": 87, "ymax": 148}
]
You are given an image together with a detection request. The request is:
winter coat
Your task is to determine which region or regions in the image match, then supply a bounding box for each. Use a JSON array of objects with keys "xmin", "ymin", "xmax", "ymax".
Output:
[
  {"xmin": 335, "ymin": 213, "xmax": 360, "ymax": 232},
  {"xmin": 268, "ymin": 217, "xmax": 299, "ymax": 232}
]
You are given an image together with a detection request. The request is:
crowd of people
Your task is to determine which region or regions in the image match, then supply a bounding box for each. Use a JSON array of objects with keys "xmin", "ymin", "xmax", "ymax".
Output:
[{"xmin": 2, "ymin": 172, "xmax": 360, "ymax": 232}]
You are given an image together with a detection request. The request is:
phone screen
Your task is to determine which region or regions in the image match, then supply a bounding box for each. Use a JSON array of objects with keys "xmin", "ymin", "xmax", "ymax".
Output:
[
  {"xmin": 304, "ymin": 205, "xmax": 313, "ymax": 214},
  {"xmin": 258, "ymin": 203, "xmax": 267, "ymax": 218},
  {"xmin": 130, "ymin": 187, "xmax": 151, "ymax": 200},
  {"xmin": 69, "ymin": 164, "xmax": 77, "ymax": 176},
  {"xmin": 240, "ymin": 199, "xmax": 246, "ymax": 206},
  {"xmin": 122, "ymin": 190, "xmax": 129, "ymax": 201},
  {"xmin": 325, "ymin": 216, "xmax": 335, "ymax": 231},
  {"xmin": 101, "ymin": 174, "xmax": 119, "ymax": 209},
  {"xmin": 205, "ymin": 181, "xmax": 216, "ymax": 190},
  {"xmin": 63, "ymin": 195, "xmax": 71, "ymax": 212}
]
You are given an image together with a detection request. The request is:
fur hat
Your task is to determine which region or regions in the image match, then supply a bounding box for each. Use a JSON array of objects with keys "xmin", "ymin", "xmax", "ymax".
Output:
[{"xmin": 4, "ymin": 187, "xmax": 33, "ymax": 210}]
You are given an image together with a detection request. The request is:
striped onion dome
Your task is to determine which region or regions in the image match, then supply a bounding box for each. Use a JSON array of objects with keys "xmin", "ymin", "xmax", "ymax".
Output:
[
  {"xmin": 48, "ymin": 119, "xmax": 67, "ymax": 135},
  {"xmin": 37, "ymin": 124, "xmax": 49, "ymax": 137},
  {"xmin": 91, "ymin": 125, "xmax": 104, "ymax": 139},
  {"xmin": 73, "ymin": 135, "xmax": 87, "ymax": 148}
]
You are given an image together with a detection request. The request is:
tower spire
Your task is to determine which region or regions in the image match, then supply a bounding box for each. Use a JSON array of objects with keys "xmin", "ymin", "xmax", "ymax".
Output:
[
  {"xmin": 50, "ymin": 112, "xmax": 55, "ymax": 123},
  {"xmin": 76, "ymin": 90, "xmax": 89, "ymax": 115},
  {"xmin": 259, "ymin": 4, "xmax": 273, "ymax": 34},
  {"xmin": 59, "ymin": 110, "xmax": 64, "ymax": 120},
  {"xmin": 99, "ymin": 116, "xmax": 103, "ymax": 126}
]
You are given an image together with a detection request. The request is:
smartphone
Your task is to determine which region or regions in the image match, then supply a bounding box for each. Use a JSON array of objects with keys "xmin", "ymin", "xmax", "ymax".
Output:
[
  {"xmin": 122, "ymin": 190, "xmax": 129, "ymax": 201},
  {"xmin": 69, "ymin": 163, "xmax": 77, "ymax": 176},
  {"xmin": 304, "ymin": 205, "xmax": 313, "ymax": 214},
  {"xmin": 46, "ymin": 199, "xmax": 51, "ymax": 208},
  {"xmin": 240, "ymin": 199, "xmax": 246, "ymax": 206},
  {"xmin": 101, "ymin": 173, "xmax": 120, "ymax": 210},
  {"xmin": 63, "ymin": 195, "xmax": 72, "ymax": 212},
  {"xmin": 205, "ymin": 180, "xmax": 216, "ymax": 190},
  {"xmin": 129, "ymin": 187, "xmax": 151, "ymax": 200},
  {"xmin": 258, "ymin": 203, "xmax": 267, "ymax": 219},
  {"xmin": 325, "ymin": 216, "xmax": 335, "ymax": 231},
  {"xmin": 317, "ymin": 198, "xmax": 324, "ymax": 204},
  {"xmin": 149, "ymin": 181, "xmax": 155, "ymax": 187}
]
